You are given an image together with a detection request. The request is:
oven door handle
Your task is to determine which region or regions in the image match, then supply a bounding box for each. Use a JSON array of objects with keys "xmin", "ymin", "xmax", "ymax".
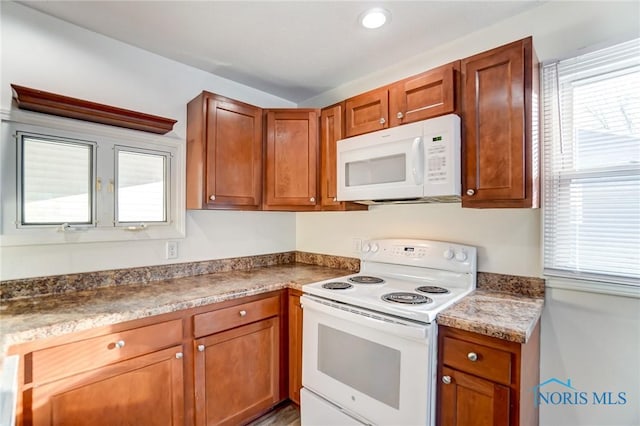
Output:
[{"xmin": 301, "ymin": 295, "xmax": 428, "ymax": 341}]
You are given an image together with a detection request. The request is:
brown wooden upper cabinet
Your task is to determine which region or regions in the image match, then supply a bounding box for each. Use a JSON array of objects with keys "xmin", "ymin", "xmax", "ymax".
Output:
[
  {"xmin": 319, "ymin": 104, "xmax": 368, "ymax": 211},
  {"xmin": 461, "ymin": 37, "xmax": 539, "ymax": 208},
  {"xmin": 344, "ymin": 86, "xmax": 389, "ymax": 137},
  {"xmin": 389, "ymin": 61, "xmax": 459, "ymax": 127},
  {"xmin": 344, "ymin": 61, "xmax": 458, "ymax": 138},
  {"xmin": 186, "ymin": 92, "xmax": 263, "ymax": 210},
  {"xmin": 264, "ymin": 109, "xmax": 319, "ymax": 210}
]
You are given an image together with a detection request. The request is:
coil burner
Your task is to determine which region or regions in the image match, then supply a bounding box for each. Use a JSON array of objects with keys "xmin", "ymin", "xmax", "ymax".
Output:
[
  {"xmin": 322, "ymin": 282, "xmax": 354, "ymax": 290},
  {"xmin": 416, "ymin": 286, "xmax": 450, "ymax": 294},
  {"xmin": 381, "ymin": 292, "xmax": 433, "ymax": 305},
  {"xmin": 348, "ymin": 276, "xmax": 385, "ymax": 284}
]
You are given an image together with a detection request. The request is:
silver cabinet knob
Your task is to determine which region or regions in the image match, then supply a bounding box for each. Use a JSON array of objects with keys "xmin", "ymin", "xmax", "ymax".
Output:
[
  {"xmin": 300, "ymin": 303, "xmax": 304, "ymax": 309},
  {"xmin": 396, "ymin": 112, "xmax": 404, "ymax": 119},
  {"xmin": 379, "ymin": 117, "xmax": 386, "ymax": 125},
  {"xmin": 115, "ymin": 340, "xmax": 125, "ymax": 349},
  {"xmin": 442, "ymin": 375, "xmax": 452, "ymax": 384},
  {"xmin": 239, "ymin": 310, "xmax": 247, "ymax": 317},
  {"xmin": 466, "ymin": 189, "xmax": 475, "ymax": 196},
  {"xmin": 310, "ymin": 197, "xmax": 316, "ymax": 203},
  {"xmin": 333, "ymin": 197, "xmax": 337, "ymax": 202},
  {"xmin": 175, "ymin": 352, "xmax": 183, "ymax": 359},
  {"xmin": 197, "ymin": 344, "xmax": 205, "ymax": 352},
  {"xmin": 209, "ymin": 195, "xmax": 216, "ymax": 201},
  {"xmin": 468, "ymin": 352, "xmax": 478, "ymax": 362}
]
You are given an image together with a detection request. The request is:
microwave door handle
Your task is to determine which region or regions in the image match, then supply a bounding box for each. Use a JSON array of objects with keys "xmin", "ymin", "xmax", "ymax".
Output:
[{"xmin": 411, "ymin": 137, "xmax": 424, "ymax": 185}]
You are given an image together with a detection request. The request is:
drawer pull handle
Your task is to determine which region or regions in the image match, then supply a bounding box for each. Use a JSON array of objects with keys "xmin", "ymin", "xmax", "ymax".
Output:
[
  {"xmin": 239, "ymin": 310, "xmax": 247, "ymax": 317},
  {"xmin": 115, "ymin": 340, "xmax": 125, "ymax": 349},
  {"xmin": 442, "ymin": 375, "xmax": 452, "ymax": 384},
  {"xmin": 197, "ymin": 344, "xmax": 205, "ymax": 352},
  {"xmin": 176, "ymin": 352, "xmax": 183, "ymax": 359},
  {"xmin": 467, "ymin": 352, "xmax": 478, "ymax": 362}
]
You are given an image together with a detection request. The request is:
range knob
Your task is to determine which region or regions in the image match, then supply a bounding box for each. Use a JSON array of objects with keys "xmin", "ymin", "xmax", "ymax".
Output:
[
  {"xmin": 443, "ymin": 248, "xmax": 454, "ymax": 260},
  {"xmin": 455, "ymin": 250, "xmax": 468, "ymax": 262},
  {"xmin": 361, "ymin": 243, "xmax": 371, "ymax": 253},
  {"xmin": 370, "ymin": 243, "xmax": 379, "ymax": 253}
]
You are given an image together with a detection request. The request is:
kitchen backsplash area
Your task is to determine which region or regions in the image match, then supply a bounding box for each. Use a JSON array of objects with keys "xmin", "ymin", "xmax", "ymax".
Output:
[
  {"xmin": 1, "ymin": 251, "xmax": 542, "ymax": 301},
  {"xmin": 0, "ymin": 252, "xmax": 358, "ymax": 300}
]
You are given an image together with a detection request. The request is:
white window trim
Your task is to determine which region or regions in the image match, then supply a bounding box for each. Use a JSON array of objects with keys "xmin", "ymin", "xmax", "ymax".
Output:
[
  {"xmin": 0, "ymin": 108, "xmax": 185, "ymax": 246},
  {"xmin": 545, "ymin": 276, "xmax": 640, "ymax": 299},
  {"xmin": 540, "ymin": 39, "xmax": 640, "ymax": 297}
]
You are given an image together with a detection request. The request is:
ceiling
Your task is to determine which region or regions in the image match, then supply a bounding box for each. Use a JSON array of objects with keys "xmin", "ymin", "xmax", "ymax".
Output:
[{"xmin": 19, "ymin": 1, "xmax": 544, "ymax": 103}]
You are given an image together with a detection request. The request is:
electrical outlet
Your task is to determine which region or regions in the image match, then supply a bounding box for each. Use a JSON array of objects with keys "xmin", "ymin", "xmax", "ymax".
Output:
[
  {"xmin": 166, "ymin": 241, "xmax": 178, "ymax": 259},
  {"xmin": 352, "ymin": 238, "xmax": 362, "ymax": 253}
]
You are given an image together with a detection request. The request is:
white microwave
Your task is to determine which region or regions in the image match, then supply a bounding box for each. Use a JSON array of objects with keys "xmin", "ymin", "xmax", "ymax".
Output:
[{"xmin": 337, "ymin": 114, "xmax": 461, "ymax": 204}]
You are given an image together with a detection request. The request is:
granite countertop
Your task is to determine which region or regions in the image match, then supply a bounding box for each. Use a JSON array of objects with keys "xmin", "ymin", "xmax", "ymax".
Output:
[
  {"xmin": 1, "ymin": 262, "xmax": 544, "ymax": 366},
  {"xmin": 0, "ymin": 263, "xmax": 351, "ymax": 362},
  {"xmin": 436, "ymin": 289, "xmax": 544, "ymax": 344}
]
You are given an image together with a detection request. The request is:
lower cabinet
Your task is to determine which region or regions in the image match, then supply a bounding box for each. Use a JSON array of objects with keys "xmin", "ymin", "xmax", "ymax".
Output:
[
  {"xmin": 437, "ymin": 323, "xmax": 540, "ymax": 426},
  {"xmin": 24, "ymin": 319, "xmax": 185, "ymax": 426},
  {"xmin": 31, "ymin": 346, "xmax": 185, "ymax": 426},
  {"xmin": 439, "ymin": 366, "xmax": 510, "ymax": 426},
  {"xmin": 192, "ymin": 294, "xmax": 283, "ymax": 426},
  {"xmin": 15, "ymin": 292, "xmax": 287, "ymax": 426},
  {"xmin": 194, "ymin": 318, "xmax": 280, "ymax": 426},
  {"xmin": 287, "ymin": 290, "xmax": 303, "ymax": 405}
]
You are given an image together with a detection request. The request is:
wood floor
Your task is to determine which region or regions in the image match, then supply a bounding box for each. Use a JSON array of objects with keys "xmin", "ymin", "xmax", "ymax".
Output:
[{"xmin": 247, "ymin": 403, "xmax": 300, "ymax": 426}]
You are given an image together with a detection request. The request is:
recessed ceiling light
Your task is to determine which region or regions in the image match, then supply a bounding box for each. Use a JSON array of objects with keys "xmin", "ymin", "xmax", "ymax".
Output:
[{"xmin": 359, "ymin": 8, "xmax": 391, "ymax": 29}]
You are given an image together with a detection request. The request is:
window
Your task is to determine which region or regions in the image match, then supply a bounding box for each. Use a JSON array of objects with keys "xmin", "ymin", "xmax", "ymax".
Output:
[
  {"xmin": 1, "ymin": 113, "xmax": 184, "ymax": 245},
  {"xmin": 542, "ymin": 38, "xmax": 640, "ymax": 291},
  {"xmin": 19, "ymin": 134, "xmax": 96, "ymax": 226},
  {"xmin": 115, "ymin": 147, "xmax": 170, "ymax": 224}
]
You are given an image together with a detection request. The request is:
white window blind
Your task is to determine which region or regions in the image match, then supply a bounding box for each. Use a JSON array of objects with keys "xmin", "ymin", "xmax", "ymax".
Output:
[{"xmin": 543, "ymin": 38, "xmax": 640, "ymax": 287}]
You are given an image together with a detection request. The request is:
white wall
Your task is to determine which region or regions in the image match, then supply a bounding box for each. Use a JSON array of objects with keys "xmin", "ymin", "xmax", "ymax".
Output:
[
  {"xmin": 296, "ymin": 205, "xmax": 540, "ymax": 277},
  {"xmin": 540, "ymin": 287, "xmax": 640, "ymax": 426},
  {"xmin": 0, "ymin": 2, "xmax": 296, "ymax": 280}
]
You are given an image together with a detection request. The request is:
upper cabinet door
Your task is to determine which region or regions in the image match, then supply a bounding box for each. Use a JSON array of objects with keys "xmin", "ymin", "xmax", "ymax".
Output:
[
  {"xmin": 186, "ymin": 93, "xmax": 263, "ymax": 210},
  {"xmin": 320, "ymin": 104, "xmax": 342, "ymax": 208},
  {"xmin": 264, "ymin": 109, "xmax": 319, "ymax": 210},
  {"xmin": 344, "ymin": 87, "xmax": 389, "ymax": 137},
  {"xmin": 389, "ymin": 61, "xmax": 459, "ymax": 127},
  {"xmin": 461, "ymin": 37, "xmax": 539, "ymax": 208}
]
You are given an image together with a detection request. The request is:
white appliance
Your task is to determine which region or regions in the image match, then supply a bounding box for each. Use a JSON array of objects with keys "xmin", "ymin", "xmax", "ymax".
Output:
[
  {"xmin": 301, "ymin": 238, "xmax": 477, "ymax": 426},
  {"xmin": 336, "ymin": 114, "xmax": 461, "ymax": 204}
]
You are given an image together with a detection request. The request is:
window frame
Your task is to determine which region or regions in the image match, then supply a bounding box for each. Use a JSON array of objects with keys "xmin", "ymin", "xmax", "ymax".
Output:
[
  {"xmin": 16, "ymin": 131, "xmax": 98, "ymax": 228},
  {"xmin": 0, "ymin": 109, "xmax": 185, "ymax": 246},
  {"xmin": 541, "ymin": 39, "xmax": 640, "ymax": 297},
  {"xmin": 113, "ymin": 145, "xmax": 171, "ymax": 227}
]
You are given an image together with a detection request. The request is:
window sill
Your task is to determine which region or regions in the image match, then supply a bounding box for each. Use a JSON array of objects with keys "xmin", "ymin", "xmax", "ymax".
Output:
[{"xmin": 544, "ymin": 275, "xmax": 640, "ymax": 299}]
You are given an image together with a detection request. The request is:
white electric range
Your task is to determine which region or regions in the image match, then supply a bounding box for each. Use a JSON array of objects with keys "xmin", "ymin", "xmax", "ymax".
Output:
[{"xmin": 300, "ymin": 238, "xmax": 477, "ymax": 426}]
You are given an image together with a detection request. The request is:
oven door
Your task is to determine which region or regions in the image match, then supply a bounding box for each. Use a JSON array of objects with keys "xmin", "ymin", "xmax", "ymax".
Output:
[
  {"xmin": 336, "ymin": 121, "xmax": 425, "ymax": 202},
  {"xmin": 301, "ymin": 295, "xmax": 436, "ymax": 426}
]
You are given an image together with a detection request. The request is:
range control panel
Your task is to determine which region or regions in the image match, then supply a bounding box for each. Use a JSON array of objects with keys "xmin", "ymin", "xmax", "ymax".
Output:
[{"xmin": 359, "ymin": 238, "xmax": 477, "ymax": 274}]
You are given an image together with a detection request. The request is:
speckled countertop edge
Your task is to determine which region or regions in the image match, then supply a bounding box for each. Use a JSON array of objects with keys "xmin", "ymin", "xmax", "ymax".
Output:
[
  {"xmin": 1, "ymin": 258, "xmax": 545, "ymax": 372},
  {"xmin": 0, "ymin": 263, "xmax": 353, "ymax": 370},
  {"xmin": 436, "ymin": 289, "xmax": 544, "ymax": 344}
]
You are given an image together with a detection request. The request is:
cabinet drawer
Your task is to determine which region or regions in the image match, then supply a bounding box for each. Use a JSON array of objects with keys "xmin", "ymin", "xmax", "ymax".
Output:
[
  {"xmin": 31, "ymin": 319, "xmax": 183, "ymax": 384},
  {"xmin": 193, "ymin": 295, "xmax": 280, "ymax": 337},
  {"xmin": 442, "ymin": 336, "xmax": 512, "ymax": 385}
]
